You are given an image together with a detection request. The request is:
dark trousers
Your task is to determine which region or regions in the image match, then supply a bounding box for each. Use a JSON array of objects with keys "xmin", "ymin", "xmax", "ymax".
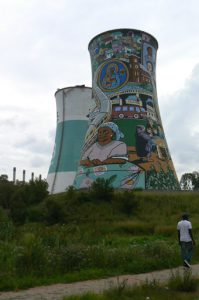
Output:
[{"xmin": 180, "ymin": 241, "xmax": 193, "ymax": 263}]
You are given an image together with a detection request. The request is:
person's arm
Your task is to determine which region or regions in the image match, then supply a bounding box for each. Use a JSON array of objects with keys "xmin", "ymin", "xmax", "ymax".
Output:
[
  {"xmin": 102, "ymin": 157, "xmax": 127, "ymax": 165},
  {"xmin": 189, "ymin": 229, "xmax": 196, "ymax": 246},
  {"xmin": 80, "ymin": 159, "xmax": 94, "ymax": 167},
  {"xmin": 177, "ymin": 229, "xmax": 181, "ymax": 245}
]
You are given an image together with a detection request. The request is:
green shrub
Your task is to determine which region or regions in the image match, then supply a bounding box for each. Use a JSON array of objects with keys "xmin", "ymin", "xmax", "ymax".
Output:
[
  {"xmin": 44, "ymin": 198, "xmax": 66, "ymax": 224},
  {"xmin": 113, "ymin": 221, "xmax": 155, "ymax": 235},
  {"xmin": 168, "ymin": 269, "xmax": 198, "ymax": 292},
  {"xmin": 27, "ymin": 179, "xmax": 49, "ymax": 204},
  {"xmin": 142, "ymin": 240, "xmax": 178, "ymax": 265},
  {"xmin": 9, "ymin": 179, "xmax": 48, "ymax": 224},
  {"xmin": 63, "ymin": 294, "xmax": 103, "ymax": 300},
  {"xmin": 0, "ymin": 221, "xmax": 15, "ymax": 241},
  {"xmin": 26, "ymin": 205, "xmax": 45, "ymax": 222},
  {"xmin": 0, "ymin": 241, "xmax": 16, "ymax": 275},
  {"xmin": 15, "ymin": 233, "xmax": 47, "ymax": 276},
  {"xmin": 0, "ymin": 180, "xmax": 17, "ymax": 209},
  {"xmin": 154, "ymin": 225, "xmax": 175, "ymax": 236},
  {"xmin": 90, "ymin": 177, "xmax": 115, "ymax": 202},
  {"xmin": 10, "ymin": 195, "xmax": 27, "ymax": 224},
  {"xmin": 113, "ymin": 191, "xmax": 138, "ymax": 216},
  {"xmin": 0, "ymin": 208, "xmax": 9, "ymax": 222}
]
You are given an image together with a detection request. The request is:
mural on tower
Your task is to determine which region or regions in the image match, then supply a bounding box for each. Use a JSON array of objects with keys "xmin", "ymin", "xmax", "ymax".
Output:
[{"xmin": 73, "ymin": 29, "xmax": 179, "ymax": 190}]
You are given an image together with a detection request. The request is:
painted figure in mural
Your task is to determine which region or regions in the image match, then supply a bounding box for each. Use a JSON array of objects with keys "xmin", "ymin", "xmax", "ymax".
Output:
[
  {"xmin": 135, "ymin": 125, "xmax": 156, "ymax": 161},
  {"xmin": 80, "ymin": 122, "xmax": 128, "ymax": 167},
  {"xmin": 144, "ymin": 46, "xmax": 155, "ymax": 75},
  {"xmin": 102, "ymin": 63, "xmax": 120, "ymax": 89},
  {"xmin": 147, "ymin": 61, "xmax": 153, "ymax": 74},
  {"xmin": 146, "ymin": 46, "xmax": 153, "ymax": 62},
  {"xmin": 99, "ymin": 60, "xmax": 128, "ymax": 91}
]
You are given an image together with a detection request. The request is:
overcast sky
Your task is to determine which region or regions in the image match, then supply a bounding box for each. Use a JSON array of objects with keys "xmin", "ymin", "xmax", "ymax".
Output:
[{"xmin": 0, "ymin": 0, "xmax": 199, "ymax": 181}]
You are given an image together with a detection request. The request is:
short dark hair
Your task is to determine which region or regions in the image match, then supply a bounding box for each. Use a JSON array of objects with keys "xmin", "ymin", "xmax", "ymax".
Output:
[{"xmin": 182, "ymin": 213, "xmax": 189, "ymax": 220}]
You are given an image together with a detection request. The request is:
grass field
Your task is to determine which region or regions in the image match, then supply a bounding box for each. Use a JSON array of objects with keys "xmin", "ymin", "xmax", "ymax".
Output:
[{"xmin": 0, "ymin": 189, "xmax": 199, "ymax": 291}]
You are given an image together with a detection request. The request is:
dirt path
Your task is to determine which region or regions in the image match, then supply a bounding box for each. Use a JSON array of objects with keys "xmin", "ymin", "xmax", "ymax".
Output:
[{"xmin": 0, "ymin": 265, "xmax": 199, "ymax": 300}]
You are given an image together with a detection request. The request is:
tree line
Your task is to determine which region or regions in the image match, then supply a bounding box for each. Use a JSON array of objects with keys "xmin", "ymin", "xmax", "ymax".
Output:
[{"xmin": 0, "ymin": 171, "xmax": 198, "ymax": 225}]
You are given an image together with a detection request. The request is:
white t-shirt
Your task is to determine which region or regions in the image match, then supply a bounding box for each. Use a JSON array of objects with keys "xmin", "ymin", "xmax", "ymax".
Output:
[{"xmin": 177, "ymin": 220, "xmax": 192, "ymax": 242}]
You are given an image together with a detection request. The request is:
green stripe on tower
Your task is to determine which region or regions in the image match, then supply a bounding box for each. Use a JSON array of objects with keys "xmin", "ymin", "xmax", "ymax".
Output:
[{"xmin": 48, "ymin": 120, "xmax": 88, "ymax": 173}]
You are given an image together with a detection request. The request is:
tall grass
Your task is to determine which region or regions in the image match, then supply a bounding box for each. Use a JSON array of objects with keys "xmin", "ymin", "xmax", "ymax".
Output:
[
  {"xmin": 168, "ymin": 269, "xmax": 198, "ymax": 292},
  {"xmin": 63, "ymin": 275, "xmax": 199, "ymax": 300}
]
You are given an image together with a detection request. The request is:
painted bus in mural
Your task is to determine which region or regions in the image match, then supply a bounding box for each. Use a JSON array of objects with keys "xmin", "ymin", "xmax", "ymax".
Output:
[{"xmin": 112, "ymin": 105, "xmax": 147, "ymax": 119}]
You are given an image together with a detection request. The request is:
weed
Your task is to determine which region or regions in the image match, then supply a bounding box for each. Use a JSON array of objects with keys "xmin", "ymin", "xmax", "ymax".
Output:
[
  {"xmin": 63, "ymin": 293, "xmax": 103, "ymax": 300},
  {"xmin": 168, "ymin": 269, "xmax": 198, "ymax": 292},
  {"xmin": 104, "ymin": 277, "xmax": 128, "ymax": 299}
]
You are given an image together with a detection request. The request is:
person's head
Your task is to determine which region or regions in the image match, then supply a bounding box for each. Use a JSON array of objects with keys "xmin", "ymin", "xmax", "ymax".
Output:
[
  {"xmin": 136, "ymin": 125, "xmax": 145, "ymax": 134},
  {"xmin": 182, "ymin": 213, "xmax": 189, "ymax": 220},
  {"xmin": 147, "ymin": 62, "xmax": 153, "ymax": 73},
  {"xmin": 98, "ymin": 126, "xmax": 114, "ymax": 145},
  {"xmin": 98, "ymin": 122, "xmax": 124, "ymax": 145}
]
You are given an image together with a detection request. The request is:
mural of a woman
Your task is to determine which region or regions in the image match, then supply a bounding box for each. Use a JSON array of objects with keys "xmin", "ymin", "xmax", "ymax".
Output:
[{"xmin": 80, "ymin": 122, "xmax": 128, "ymax": 167}]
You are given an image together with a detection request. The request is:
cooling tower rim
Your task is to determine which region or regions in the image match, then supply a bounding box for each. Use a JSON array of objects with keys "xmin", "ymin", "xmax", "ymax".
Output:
[
  {"xmin": 55, "ymin": 85, "xmax": 92, "ymax": 96},
  {"xmin": 88, "ymin": 28, "xmax": 158, "ymax": 49}
]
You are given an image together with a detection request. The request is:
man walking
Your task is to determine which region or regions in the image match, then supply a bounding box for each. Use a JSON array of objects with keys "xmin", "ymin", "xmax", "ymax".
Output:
[{"xmin": 177, "ymin": 213, "xmax": 195, "ymax": 268}]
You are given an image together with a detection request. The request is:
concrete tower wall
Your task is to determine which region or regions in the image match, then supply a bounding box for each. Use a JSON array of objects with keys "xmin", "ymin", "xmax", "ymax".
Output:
[
  {"xmin": 73, "ymin": 29, "xmax": 179, "ymax": 190},
  {"xmin": 47, "ymin": 86, "xmax": 93, "ymax": 194}
]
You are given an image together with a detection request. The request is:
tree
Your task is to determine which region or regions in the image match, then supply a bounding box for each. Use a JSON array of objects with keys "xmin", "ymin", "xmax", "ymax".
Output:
[
  {"xmin": 180, "ymin": 171, "xmax": 199, "ymax": 191},
  {"xmin": 0, "ymin": 175, "xmax": 17, "ymax": 209},
  {"xmin": 10, "ymin": 179, "xmax": 49, "ymax": 224},
  {"xmin": 0, "ymin": 174, "xmax": 9, "ymax": 182},
  {"xmin": 90, "ymin": 176, "xmax": 116, "ymax": 202},
  {"xmin": 27, "ymin": 179, "xmax": 49, "ymax": 204}
]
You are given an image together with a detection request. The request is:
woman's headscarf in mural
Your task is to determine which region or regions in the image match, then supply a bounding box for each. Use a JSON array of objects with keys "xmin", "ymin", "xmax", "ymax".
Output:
[{"xmin": 99, "ymin": 122, "xmax": 124, "ymax": 141}]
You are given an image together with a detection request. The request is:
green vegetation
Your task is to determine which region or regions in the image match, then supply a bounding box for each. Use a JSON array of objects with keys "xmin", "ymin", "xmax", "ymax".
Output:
[
  {"xmin": 168, "ymin": 269, "xmax": 198, "ymax": 292},
  {"xmin": 180, "ymin": 171, "xmax": 199, "ymax": 190},
  {"xmin": 0, "ymin": 175, "xmax": 199, "ymax": 291},
  {"xmin": 63, "ymin": 272, "xmax": 199, "ymax": 299}
]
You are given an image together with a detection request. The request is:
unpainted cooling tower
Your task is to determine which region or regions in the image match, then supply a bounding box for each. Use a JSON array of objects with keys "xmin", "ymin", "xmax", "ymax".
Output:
[
  {"xmin": 47, "ymin": 86, "xmax": 93, "ymax": 194},
  {"xmin": 73, "ymin": 29, "xmax": 179, "ymax": 190}
]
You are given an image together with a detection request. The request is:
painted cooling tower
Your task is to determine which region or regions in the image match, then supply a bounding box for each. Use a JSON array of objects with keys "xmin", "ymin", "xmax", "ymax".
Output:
[
  {"xmin": 73, "ymin": 29, "xmax": 179, "ymax": 190},
  {"xmin": 47, "ymin": 86, "xmax": 93, "ymax": 194}
]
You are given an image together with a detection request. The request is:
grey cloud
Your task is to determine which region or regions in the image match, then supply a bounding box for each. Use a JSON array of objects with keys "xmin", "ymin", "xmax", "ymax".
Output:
[
  {"xmin": 14, "ymin": 136, "xmax": 52, "ymax": 155},
  {"xmin": 161, "ymin": 63, "xmax": 199, "ymax": 176},
  {"xmin": 48, "ymin": 129, "xmax": 56, "ymax": 140},
  {"xmin": 0, "ymin": 116, "xmax": 29, "ymax": 129},
  {"xmin": 30, "ymin": 156, "xmax": 49, "ymax": 168}
]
